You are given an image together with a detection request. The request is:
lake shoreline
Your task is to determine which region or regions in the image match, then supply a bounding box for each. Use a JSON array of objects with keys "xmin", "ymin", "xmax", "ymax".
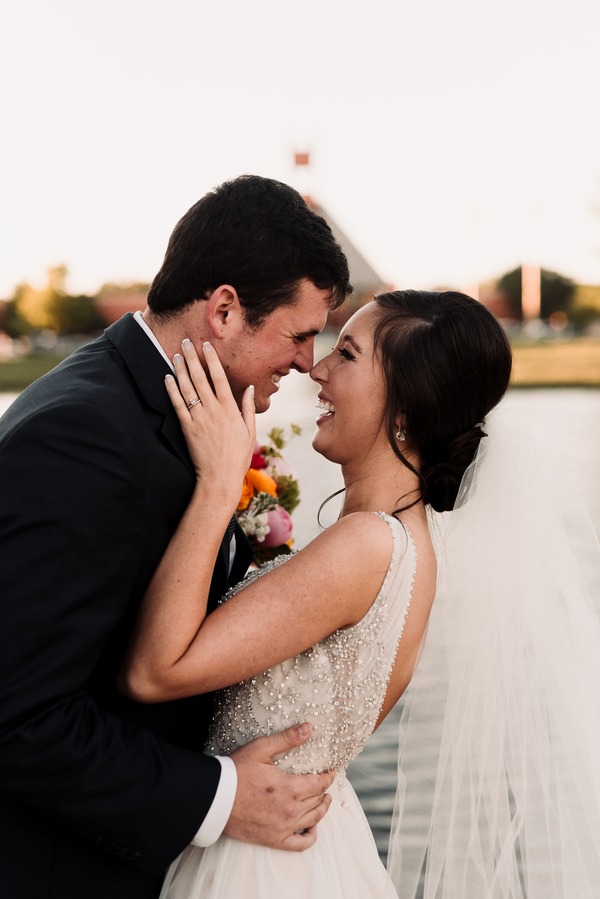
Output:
[{"xmin": 1, "ymin": 335, "xmax": 600, "ymax": 392}]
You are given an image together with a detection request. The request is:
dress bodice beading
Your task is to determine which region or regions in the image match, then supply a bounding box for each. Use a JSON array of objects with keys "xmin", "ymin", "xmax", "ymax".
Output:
[{"xmin": 205, "ymin": 513, "xmax": 416, "ymax": 775}]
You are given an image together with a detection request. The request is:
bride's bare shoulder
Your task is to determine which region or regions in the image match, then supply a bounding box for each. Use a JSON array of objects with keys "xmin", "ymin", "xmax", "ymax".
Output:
[{"xmin": 296, "ymin": 510, "xmax": 395, "ymax": 575}]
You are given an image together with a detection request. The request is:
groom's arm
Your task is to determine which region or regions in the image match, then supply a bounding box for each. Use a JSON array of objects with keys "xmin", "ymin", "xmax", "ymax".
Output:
[
  {"xmin": 0, "ymin": 400, "xmax": 216, "ymax": 874},
  {"xmin": 190, "ymin": 757, "xmax": 237, "ymax": 845},
  {"xmin": 0, "ymin": 397, "xmax": 333, "ymax": 873}
]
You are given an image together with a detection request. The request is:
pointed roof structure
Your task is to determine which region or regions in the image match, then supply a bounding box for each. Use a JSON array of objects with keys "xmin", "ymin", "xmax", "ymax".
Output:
[
  {"xmin": 292, "ymin": 151, "xmax": 387, "ymax": 297},
  {"xmin": 304, "ymin": 196, "xmax": 386, "ymax": 295}
]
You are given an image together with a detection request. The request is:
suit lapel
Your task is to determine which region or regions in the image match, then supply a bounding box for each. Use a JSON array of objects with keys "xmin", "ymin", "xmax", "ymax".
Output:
[
  {"xmin": 230, "ymin": 521, "xmax": 253, "ymax": 585},
  {"xmin": 105, "ymin": 314, "xmax": 244, "ymax": 577},
  {"xmin": 105, "ymin": 313, "xmax": 192, "ymax": 471}
]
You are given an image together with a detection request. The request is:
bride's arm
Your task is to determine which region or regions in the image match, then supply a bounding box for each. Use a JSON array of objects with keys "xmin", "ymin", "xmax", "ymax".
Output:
[
  {"xmin": 119, "ymin": 345, "xmax": 398, "ymax": 704},
  {"xmin": 118, "ymin": 339, "xmax": 256, "ymax": 692},
  {"xmin": 122, "ymin": 510, "xmax": 395, "ymax": 703}
]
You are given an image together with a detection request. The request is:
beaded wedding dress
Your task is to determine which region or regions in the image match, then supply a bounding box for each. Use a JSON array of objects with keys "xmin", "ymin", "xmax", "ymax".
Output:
[{"xmin": 160, "ymin": 513, "xmax": 414, "ymax": 899}]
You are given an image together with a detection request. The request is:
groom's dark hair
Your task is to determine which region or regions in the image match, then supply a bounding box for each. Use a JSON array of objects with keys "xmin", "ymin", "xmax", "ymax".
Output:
[{"xmin": 147, "ymin": 174, "xmax": 351, "ymax": 327}]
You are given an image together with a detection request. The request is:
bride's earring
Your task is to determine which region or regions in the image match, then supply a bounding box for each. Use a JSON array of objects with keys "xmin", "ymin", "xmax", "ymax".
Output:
[{"xmin": 396, "ymin": 426, "xmax": 407, "ymax": 441}]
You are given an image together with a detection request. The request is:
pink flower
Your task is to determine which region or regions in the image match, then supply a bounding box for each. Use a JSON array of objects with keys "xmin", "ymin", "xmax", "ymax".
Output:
[
  {"xmin": 262, "ymin": 506, "xmax": 293, "ymax": 547},
  {"xmin": 267, "ymin": 456, "xmax": 295, "ymax": 479}
]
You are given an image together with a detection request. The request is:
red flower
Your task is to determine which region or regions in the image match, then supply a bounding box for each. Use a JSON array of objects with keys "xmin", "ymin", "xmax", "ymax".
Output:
[{"xmin": 250, "ymin": 441, "xmax": 267, "ymax": 470}]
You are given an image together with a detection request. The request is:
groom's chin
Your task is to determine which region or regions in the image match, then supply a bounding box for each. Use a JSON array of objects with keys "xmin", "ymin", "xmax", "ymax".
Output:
[{"xmin": 253, "ymin": 394, "xmax": 271, "ymax": 414}]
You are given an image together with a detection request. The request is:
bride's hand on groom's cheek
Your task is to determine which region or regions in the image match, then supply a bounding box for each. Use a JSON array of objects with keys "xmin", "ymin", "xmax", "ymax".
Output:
[
  {"xmin": 167, "ymin": 339, "xmax": 256, "ymax": 487},
  {"xmin": 225, "ymin": 723, "xmax": 334, "ymax": 852}
]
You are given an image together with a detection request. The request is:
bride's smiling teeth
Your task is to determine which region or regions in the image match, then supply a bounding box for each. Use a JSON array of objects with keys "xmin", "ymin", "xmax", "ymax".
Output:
[{"xmin": 316, "ymin": 399, "xmax": 335, "ymax": 415}]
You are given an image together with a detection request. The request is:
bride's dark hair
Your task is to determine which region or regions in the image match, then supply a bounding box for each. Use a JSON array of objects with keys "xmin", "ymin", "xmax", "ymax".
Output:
[{"xmin": 373, "ymin": 290, "xmax": 512, "ymax": 512}]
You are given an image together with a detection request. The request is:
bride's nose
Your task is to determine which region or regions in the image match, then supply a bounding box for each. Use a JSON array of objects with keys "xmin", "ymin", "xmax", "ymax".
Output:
[{"xmin": 310, "ymin": 355, "xmax": 327, "ymax": 383}]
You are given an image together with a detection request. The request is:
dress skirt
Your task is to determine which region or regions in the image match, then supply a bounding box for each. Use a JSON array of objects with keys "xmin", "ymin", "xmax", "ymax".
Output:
[{"xmin": 160, "ymin": 773, "xmax": 399, "ymax": 899}]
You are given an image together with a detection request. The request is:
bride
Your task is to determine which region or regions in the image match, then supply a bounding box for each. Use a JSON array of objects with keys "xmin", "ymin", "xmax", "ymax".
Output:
[{"xmin": 120, "ymin": 290, "xmax": 600, "ymax": 898}]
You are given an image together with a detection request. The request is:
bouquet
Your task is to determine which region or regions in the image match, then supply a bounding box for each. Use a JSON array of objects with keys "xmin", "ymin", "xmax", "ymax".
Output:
[{"xmin": 236, "ymin": 425, "xmax": 301, "ymax": 566}]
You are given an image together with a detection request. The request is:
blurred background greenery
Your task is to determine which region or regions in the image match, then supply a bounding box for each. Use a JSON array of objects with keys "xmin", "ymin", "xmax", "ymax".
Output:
[{"xmin": 1, "ymin": 262, "xmax": 599, "ymax": 392}]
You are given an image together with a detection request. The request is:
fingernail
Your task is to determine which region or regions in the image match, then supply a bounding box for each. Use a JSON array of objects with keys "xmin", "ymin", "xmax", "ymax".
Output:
[
  {"xmin": 297, "ymin": 722, "xmax": 311, "ymax": 737},
  {"xmin": 182, "ymin": 339, "xmax": 192, "ymax": 350},
  {"xmin": 203, "ymin": 341, "xmax": 213, "ymax": 352},
  {"xmin": 173, "ymin": 353, "xmax": 182, "ymax": 364},
  {"xmin": 250, "ymin": 385, "xmax": 254, "ymax": 397},
  {"xmin": 165, "ymin": 374, "xmax": 174, "ymax": 384}
]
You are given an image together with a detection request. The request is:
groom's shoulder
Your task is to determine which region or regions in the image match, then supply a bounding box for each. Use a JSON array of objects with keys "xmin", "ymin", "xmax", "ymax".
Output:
[{"xmin": 0, "ymin": 318, "xmax": 151, "ymax": 435}]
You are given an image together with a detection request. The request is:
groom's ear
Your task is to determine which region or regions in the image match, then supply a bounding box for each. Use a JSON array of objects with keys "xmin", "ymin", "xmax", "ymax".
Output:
[{"xmin": 205, "ymin": 285, "xmax": 245, "ymax": 340}]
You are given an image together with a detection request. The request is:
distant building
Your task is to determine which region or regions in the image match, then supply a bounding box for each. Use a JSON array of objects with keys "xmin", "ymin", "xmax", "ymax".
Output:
[
  {"xmin": 477, "ymin": 280, "xmax": 514, "ymax": 321},
  {"xmin": 303, "ymin": 195, "xmax": 390, "ymax": 328},
  {"xmin": 96, "ymin": 286, "xmax": 148, "ymax": 325},
  {"xmin": 291, "ymin": 151, "xmax": 390, "ymax": 325},
  {"xmin": 97, "ymin": 160, "xmax": 390, "ymax": 328}
]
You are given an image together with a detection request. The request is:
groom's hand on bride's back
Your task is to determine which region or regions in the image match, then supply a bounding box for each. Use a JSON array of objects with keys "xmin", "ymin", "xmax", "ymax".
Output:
[{"xmin": 224, "ymin": 722, "xmax": 334, "ymax": 851}]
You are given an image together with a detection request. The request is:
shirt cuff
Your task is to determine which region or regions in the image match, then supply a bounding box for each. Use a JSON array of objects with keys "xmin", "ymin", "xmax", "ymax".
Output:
[{"xmin": 191, "ymin": 756, "xmax": 237, "ymax": 847}]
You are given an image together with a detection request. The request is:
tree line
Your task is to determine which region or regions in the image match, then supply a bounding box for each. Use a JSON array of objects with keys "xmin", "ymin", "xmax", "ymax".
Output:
[{"xmin": 1, "ymin": 264, "xmax": 599, "ymax": 339}]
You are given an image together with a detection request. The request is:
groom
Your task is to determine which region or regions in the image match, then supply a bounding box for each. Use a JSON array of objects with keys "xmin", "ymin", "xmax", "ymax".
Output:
[{"xmin": 0, "ymin": 175, "xmax": 351, "ymax": 899}]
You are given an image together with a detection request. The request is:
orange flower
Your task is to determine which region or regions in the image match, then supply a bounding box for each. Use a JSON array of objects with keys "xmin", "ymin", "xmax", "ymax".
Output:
[
  {"xmin": 237, "ymin": 468, "xmax": 278, "ymax": 511},
  {"xmin": 246, "ymin": 468, "xmax": 278, "ymax": 497},
  {"xmin": 237, "ymin": 475, "xmax": 254, "ymax": 511}
]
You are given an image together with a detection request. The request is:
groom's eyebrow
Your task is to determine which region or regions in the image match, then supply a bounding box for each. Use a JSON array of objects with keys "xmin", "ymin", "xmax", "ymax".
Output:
[{"xmin": 292, "ymin": 327, "xmax": 323, "ymax": 343}]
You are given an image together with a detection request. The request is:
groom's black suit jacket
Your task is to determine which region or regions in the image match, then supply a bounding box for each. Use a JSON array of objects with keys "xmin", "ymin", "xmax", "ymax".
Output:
[{"xmin": 0, "ymin": 314, "xmax": 252, "ymax": 899}]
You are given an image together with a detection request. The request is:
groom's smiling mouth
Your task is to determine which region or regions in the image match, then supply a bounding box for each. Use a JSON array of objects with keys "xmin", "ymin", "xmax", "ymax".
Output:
[{"xmin": 269, "ymin": 373, "xmax": 285, "ymax": 391}]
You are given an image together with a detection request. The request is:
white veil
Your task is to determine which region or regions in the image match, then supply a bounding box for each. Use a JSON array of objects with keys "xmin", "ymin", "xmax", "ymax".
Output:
[{"xmin": 387, "ymin": 398, "xmax": 600, "ymax": 898}]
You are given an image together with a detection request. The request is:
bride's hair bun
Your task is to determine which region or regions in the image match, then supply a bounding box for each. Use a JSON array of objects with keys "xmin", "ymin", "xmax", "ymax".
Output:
[
  {"xmin": 372, "ymin": 290, "xmax": 512, "ymax": 512},
  {"xmin": 422, "ymin": 427, "xmax": 486, "ymax": 512}
]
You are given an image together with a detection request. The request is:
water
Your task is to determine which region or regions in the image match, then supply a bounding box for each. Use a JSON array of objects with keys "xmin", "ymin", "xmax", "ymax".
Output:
[{"xmin": 3, "ymin": 365, "xmax": 600, "ymax": 865}]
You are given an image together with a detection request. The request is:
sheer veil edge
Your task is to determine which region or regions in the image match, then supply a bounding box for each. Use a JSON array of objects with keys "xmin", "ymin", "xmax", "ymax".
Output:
[{"xmin": 387, "ymin": 397, "xmax": 600, "ymax": 899}]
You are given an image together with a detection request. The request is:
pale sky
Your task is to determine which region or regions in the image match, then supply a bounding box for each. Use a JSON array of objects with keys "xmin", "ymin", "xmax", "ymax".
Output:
[{"xmin": 1, "ymin": 0, "xmax": 599, "ymax": 299}]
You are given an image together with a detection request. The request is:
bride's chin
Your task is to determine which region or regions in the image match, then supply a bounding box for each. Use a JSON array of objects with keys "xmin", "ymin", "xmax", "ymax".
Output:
[
  {"xmin": 312, "ymin": 434, "xmax": 339, "ymax": 463},
  {"xmin": 311, "ymin": 434, "xmax": 323, "ymax": 454}
]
